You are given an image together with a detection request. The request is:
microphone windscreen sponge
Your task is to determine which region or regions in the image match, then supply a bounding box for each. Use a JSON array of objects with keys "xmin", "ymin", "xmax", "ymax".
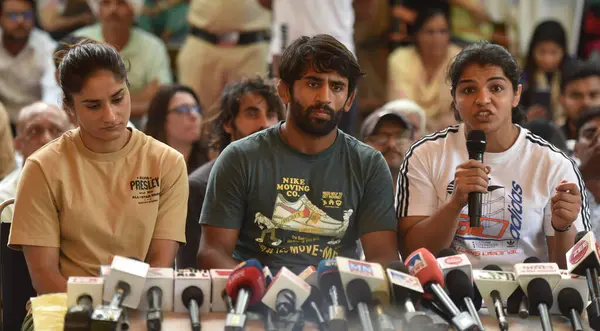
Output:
[
  {"xmin": 437, "ymin": 248, "xmax": 458, "ymax": 258},
  {"xmin": 527, "ymin": 278, "xmax": 553, "ymax": 307},
  {"xmin": 445, "ymin": 269, "xmax": 474, "ymax": 303},
  {"xmin": 182, "ymin": 286, "xmax": 204, "ymax": 308},
  {"xmin": 225, "ymin": 259, "xmax": 265, "ymax": 306},
  {"xmin": 575, "ymin": 231, "xmax": 588, "ymax": 245},
  {"xmin": 524, "ymin": 256, "xmax": 542, "ymax": 264},
  {"xmin": 558, "ymin": 287, "xmax": 584, "ymax": 315},
  {"xmin": 405, "ymin": 248, "xmax": 445, "ymax": 287},
  {"xmin": 346, "ymin": 278, "xmax": 372, "ymax": 308},
  {"xmin": 483, "ymin": 264, "xmax": 503, "ymax": 271},
  {"xmin": 466, "ymin": 130, "xmax": 486, "ymax": 153}
]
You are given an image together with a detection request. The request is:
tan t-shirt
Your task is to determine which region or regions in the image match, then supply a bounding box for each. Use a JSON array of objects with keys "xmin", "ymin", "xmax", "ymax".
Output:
[
  {"xmin": 8, "ymin": 128, "xmax": 188, "ymax": 277},
  {"xmin": 0, "ymin": 102, "xmax": 15, "ymax": 179},
  {"xmin": 187, "ymin": 0, "xmax": 271, "ymax": 33}
]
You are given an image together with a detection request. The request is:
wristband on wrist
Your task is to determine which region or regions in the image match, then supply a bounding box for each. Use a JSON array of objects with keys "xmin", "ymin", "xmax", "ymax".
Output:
[{"xmin": 551, "ymin": 220, "xmax": 571, "ymax": 232}]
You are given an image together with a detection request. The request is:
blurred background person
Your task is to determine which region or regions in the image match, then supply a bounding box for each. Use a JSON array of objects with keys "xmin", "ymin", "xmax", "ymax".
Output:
[
  {"xmin": 388, "ymin": 9, "xmax": 461, "ymax": 133},
  {"xmin": 0, "ymin": 0, "xmax": 61, "ymax": 130},
  {"xmin": 145, "ymin": 84, "xmax": 207, "ymax": 174},
  {"xmin": 378, "ymin": 99, "xmax": 427, "ymax": 140},
  {"xmin": 521, "ymin": 20, "xmax": 571, "ymax": 123},
  {"xmin": 0, "ymin": 102, "xmax": 72, "ymax": 223},
  {"xmin": 74, "ymin": 0, "xmax": 172, "ymax": 127},
  {"xmin": 361, "ymin": 106, "xmax": 413, "ymax": 193},
  {"xmin": 178, "ymin": 76, "xmax": 285, "ymax": 269},
  {"xmin": 522, "ymin": 119, "xmax": 569, "ymax": 154},
  {"xmin": 178, "ymin": 0, "xmax": 270, "ymax": 111},
  {"xmin": 36, "ymin": 0, "xmax": 94, "ymax": 40},
  {"xmin": 138, "ymin": 0, "xmax": 189, "ymax": 46}
]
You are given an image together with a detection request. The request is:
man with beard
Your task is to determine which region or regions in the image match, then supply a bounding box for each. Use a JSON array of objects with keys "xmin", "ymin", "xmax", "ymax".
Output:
[
  {"xmin": 177, "ymin": 76, "xmax": 285, "ymax": 269},
  {"xmin": 361, "ymin": 107, "xmax": 413, "ymax": 193},
  {"xmin": 73, "ymin": 0, "xmax": 172, "ymax": 126},
  {"xmin": 197, "ymin": 35, "xmax": 399, "ymax": 273},
  {"xmin": 0, "ymin": 0, "xmax": 61, "ymax": 130}
]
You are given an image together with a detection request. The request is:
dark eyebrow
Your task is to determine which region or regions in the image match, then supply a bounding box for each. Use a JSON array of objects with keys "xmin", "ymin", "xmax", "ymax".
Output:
[
  {"xmin": 304, "ymin": 75, "xmax": 347, "ymax": 86},
  {"xmin": 243, "ymin": 106, "xmax": 260, "ymax": 112},
  {"xmin": 457, "ymin": 76, "xmax": 508, "ymax": 85},
  {"xmin": 81, "ymin": 88, "xmax": 125, "ymax": 103}
]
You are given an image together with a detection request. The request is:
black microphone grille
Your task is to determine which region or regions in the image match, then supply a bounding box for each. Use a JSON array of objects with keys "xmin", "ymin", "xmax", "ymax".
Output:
[
  {"xmin": 558, "ymin": 287, "xmax": 584, "ymax": 315},
  {"xmin": 527, "ymin": 278, "xmax": 553, "ymax": 307},
  {"xmin": 466, "ymin": 130, "xmax": 486, "ymax": 153},
  {"xmin": 346, "ymin": 278, "xmax": 372, "ymax": 307},
  {"xmin": 575, "ymin": 231, "xmax": 588, "ymax": 245},
  {"xmin": 482, "ymin": 264, "xmax": 503, "ymax": 271},
  {"xmin": 182, "ymin": 286, "xmax": 204, "ymax": 307},
  {"xmin": 437, "ymin": 248, "xmax": 458, "ymax": 258},
  {"xmin": 445, "ymin": 269, "xmax": 474, "ymax": 302},
  {"xmin": 523, "ymin": 256, "xmax": 542, "ymax": 264},
  {"xmin": 388, "ymin": 261, "xmax": 409, "ymax": 273}
]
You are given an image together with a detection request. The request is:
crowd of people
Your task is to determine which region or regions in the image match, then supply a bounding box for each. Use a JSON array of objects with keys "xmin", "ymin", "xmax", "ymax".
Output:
[{"xmin": 0, "ymin": 0, "xmax": 600, "ymax": 329}]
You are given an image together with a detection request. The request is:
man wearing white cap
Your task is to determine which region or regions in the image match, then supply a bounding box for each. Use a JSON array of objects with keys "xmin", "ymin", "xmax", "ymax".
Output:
[{"xmin": 73, "ymin": 0, "xmax": 173, "ymax": 126}]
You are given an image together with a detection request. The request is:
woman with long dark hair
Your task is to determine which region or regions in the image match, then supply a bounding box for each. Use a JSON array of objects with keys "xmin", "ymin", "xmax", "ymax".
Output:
[
  {"xmin": 397, "ymin": 41, "xmax": 589, "ymax": 270},
  {"xmin": 145, "ymin": 84, "xmax": 209, "ymax": 173}
]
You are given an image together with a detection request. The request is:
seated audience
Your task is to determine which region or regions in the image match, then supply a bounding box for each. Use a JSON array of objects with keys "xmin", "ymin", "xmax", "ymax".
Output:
[
  {"xmin": 0, "ymin": 102, "xmax": 72, "ymax": 223},
  {"xmin": 73, "ymin": 0, "xmax": 172, "ymax": 126},
  {"xmin": 522, "ymin": 119, "xmax": 569, "ymax": 154},
  {"xmin": 196, "ymin": 35, "xmax": 399, "ymax": 273},
  {"xmin": 145, "ymin": 85, "xmax": 208, "ymax": 174},
  {"xmin": 36, "ymin": 0, "xmax": 94, "ymax": 40},
  {"xmin": 361, "ymin": 107, "xmax": 413, "ymax": 192},
  {"xmin": 521, "ymin": 20, "xmax": 571, "ymax": 123},
  {"xmin": 378, "ymin": 99, "xmax": 427, "ymax": 139},
  {"xmin": 0, "ymin": 0, "xmax": 62, "ymax": 127},
  {"xmin": 397, "ymin": 41, "xmax": 590, "ymax": 270},
  {"xmin": 559, "ymin": 60, "xmax": 600, "ymax": 141},
  {"xmin": 388, "ymin": 9, "xmax": 461, "ymax": 132},
  {"xmin": 574, "ymin": 108, "xmax": 600, "ymax": 239},
  {"xmin": 8, "ymin": 40, "xmax": 187, "ymax": 297},
  {"xmin": 0, "ymin": 102, "xmax": 15, "ymax": 180},
  {"xmin": 178, "ymin": 76, "xmax": 285, "ymax": 269}
]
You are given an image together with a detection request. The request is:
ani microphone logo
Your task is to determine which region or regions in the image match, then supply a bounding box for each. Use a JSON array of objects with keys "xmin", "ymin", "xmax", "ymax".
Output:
[
  {"xmin": 407, "ymin": 253, "xmax": 427, "ymax": 275},
  {"xmin": 569, "ymin": 240, "xmax": 589, "ymax": 265}
]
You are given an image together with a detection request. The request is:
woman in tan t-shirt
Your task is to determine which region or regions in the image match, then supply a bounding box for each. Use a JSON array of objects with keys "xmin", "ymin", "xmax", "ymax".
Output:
[{"xmin": 8, "ymin": 39, "xmax": 188, "ymax": 295}]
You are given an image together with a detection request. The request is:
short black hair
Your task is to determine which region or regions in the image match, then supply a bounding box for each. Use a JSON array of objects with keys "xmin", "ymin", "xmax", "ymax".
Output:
[
  {"xmin": 210, "ymin": 76, "xmax": 285, "ymax": 152},
  {"xmin": 560, "ymin": 60, "xmax": 600, "ymax": 93},
  {"xmin": 278, "ymin": 34, "xmax": 365, "ymax": 96},
  {"xmin": 576, "ymin": 107, "xmax": 600, "ymax": 136},
  {"xmin": 412, "ymin": 8, "xmax": 449, "ymax": 36},
  {"xmin": 447, "ymin": 41, "xmax": 526, "ymax": 124}
]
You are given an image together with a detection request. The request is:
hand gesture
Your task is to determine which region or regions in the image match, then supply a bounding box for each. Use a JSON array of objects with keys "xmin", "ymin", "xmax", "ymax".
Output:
[
  {"xmin": 450, "ymin": 160, "xmax": 491, "ymax": 209},
  {"xmin": 551, "ymin": 180, "xmax": 582, "ymax": 230}
]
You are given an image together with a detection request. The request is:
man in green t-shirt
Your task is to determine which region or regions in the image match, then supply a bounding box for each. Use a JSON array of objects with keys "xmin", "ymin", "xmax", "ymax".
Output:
[{"xmin": 197, "ymin": 34, "xmax": 399, "ymax": 273}]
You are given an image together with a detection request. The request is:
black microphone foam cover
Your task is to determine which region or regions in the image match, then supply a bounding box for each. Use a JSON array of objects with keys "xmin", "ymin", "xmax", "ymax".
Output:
[
  {"xmin": 388, "ymin": 261, "xmax": 422, "ymax": 304},
  {"xmin": 575, "ymin": 231, "xmax": 588, "ymax": 245},
  {"xmin": 304, "ymin": 285, "xmax": 324, "ymax": 308},
  {"xmin": 346, "ymin": 279, "xmax": 372, "ymax": 308},
  {"xmin": 483, "ymin": 264, "xmax": 503, "ymax": 271},
  {"xmin": 182, "ymin": 286, "xmax": 204, "ymax": 308},
  {"xmin": 437, "ymin": 248, "xmax": 458, "ymax": 258},
  {"xmin": 466, "ymin": 130, "xmax": 486, "ymax": 153},
  {"xmin": 472, "ymin": 283, "xmax": 483, "ymax": 311},
  {"xmin": 524, "ymin": 256, "xmax": 542, "ymax": 264},
  {"xmin": 527, "ymin": 278, "xmax": 553, "ymax": 307},
  {"xmin": 558, "ymin": 288, "xmax": 584, "ymax": 315},
  {"xmin": 446, "ymin": 270, "xmax": 475, "ymax": 303}
]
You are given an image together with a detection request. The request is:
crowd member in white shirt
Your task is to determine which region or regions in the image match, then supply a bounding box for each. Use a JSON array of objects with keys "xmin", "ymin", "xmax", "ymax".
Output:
[
  {"xmin": 0, "ymin": 0, "xmax": 61, "ymax": 129},
  {"xmin": 258, "ymin": 0, "xmax": 377, "ymax": 135},
  {"xmin": 0, "ymin": 102, "xmax": 71, "ymax": 223},
  {"xmin": 397, "ymin": 41, "xmax": 590, "ymax": 270}
]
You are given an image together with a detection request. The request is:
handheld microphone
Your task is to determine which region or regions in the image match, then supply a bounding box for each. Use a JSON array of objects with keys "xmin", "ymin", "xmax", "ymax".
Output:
[
  {"xmin": 90, "ymin": 281, "xmax": 131, "ymax": 330},
  {"xmin": 146, "ymin": 286, "xmax": 163, "ymax": 331},
  {"xmin": 317, "ymin": 259, "xmax": 348, "ymax": 331},
  {"xmin": 550, "ymin": 270, "xmax": 589, "ymax": 315},
  {"xmin": 445, "ymin": 269, "xmax": 484, "ymax": 331},
  {"xmin": 558, "ymin": 288, "xmax": 585, "ymax": 331},
  {"xmin": 436, "ymin": 248, "xmax": 473, "ymax": 280},
  {"xmin": 299, "ymin": 265, "xmax": 318, "ymax": 287},
  {"xmin": 262, "ymin": 267, "xmax": 311, "ymax": 313},
  {"xmin": 336, "ymin": 257, "xmax": 390, "ymax": 308},
  {"xmin": 508, "ymin": 256, "xmax": 543, "ymax": 318},
  {"xmin": 182, "ymin": 286, "xmax": 203, "ymax": 331},
  {"xmin": 64, "ymin": 294, "xmax": 93, "ymax": 331},
  {"xmin": 174, "ymin": 269, "xmax": 211, "ymax": 313},
  {"xmin": 567, "ymin": 231, "xmax": 600, "ymax": 330},
  {"xmin": 209, "ymin": 269, "xmax": 233, "ymax": 312},
  {"xmin": 102, "ymin": 256, "xmax": 149, "ymax": 309},
  {"xmin": 527, "ymin": 278, "xmax": 554, "ymax": 331},
  {"xmin": 474, "ymin": 265, "xmax": 516, "ymax": 331},
  {"xmin": 466, "ymin": 130, "xmax": 486, "ymax": 228},
  {"xmin": 302, "ymin": 286, "xmax": 328, "ymax": 331},
  {"xmin": 387, "ymin": 261, "xmax": 434, "ymax": 330},
  {"xmin": 346, "ymin": 279, "xmax": 375, "ymax": 331},
  {"xmin": 405, "ymin": 248, "xmax": 478, "ymax": 331},
  {"xmin": 373, "ymin": 301, "xmax": 395, "ymax": 331},
  {"xmin": 225, "ymin": 259, "xmax": 266, "ymax": 331}
]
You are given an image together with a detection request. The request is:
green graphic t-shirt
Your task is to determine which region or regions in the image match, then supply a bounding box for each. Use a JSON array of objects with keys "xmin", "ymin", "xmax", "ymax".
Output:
[{"xmin": 199, "ymin": 123, "xmax": 397, "ymax": 273}]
